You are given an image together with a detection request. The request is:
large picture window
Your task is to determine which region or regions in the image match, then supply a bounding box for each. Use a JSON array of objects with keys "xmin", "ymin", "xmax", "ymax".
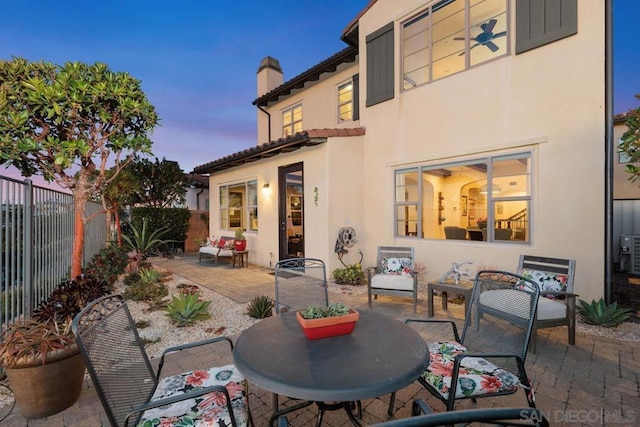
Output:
[
  {"xmin": 219, "ymin": 180, "xmax": 258, "ymax": 231},
  {"xmin": 394, "ymin": 152, "xmax": 531, "ymax": 243},
  {"xmin": 402, "ymin": 0, "xmax": 508, "ymax": 90}
]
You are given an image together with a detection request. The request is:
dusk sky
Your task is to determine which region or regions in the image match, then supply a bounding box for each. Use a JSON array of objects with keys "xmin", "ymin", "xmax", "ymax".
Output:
[{"xmin": 2, "ymin": 0, "xmax": 639, "ymax": 181}]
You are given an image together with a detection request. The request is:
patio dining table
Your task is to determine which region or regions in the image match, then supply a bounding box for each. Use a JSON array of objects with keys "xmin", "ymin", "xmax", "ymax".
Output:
[{"xmin": 233, "ymin": 310, "xmax": 429, "ymax": 425}]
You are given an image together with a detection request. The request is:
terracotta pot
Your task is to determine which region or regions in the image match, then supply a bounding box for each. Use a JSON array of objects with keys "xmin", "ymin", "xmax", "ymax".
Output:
[
  {"xmin": 4, "ymin": 345, "xmax": 85, "ymax": 419},
  {"xmin": 296, "ymin": 309, "xmax": 359, "ymax": 340},
  {"xmin": 234, "ymin": 240, "xmax": 247, "ymax": 251}
]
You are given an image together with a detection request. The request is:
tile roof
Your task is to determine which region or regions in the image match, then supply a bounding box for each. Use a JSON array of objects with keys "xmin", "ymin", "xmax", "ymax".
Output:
[
  {"xmin": 253, "ymin": 46, "xmax": 357, "ymax": 107},
  {"xmin": 192, "ymin": 127, "xmax": 366, "ymax": 175}
]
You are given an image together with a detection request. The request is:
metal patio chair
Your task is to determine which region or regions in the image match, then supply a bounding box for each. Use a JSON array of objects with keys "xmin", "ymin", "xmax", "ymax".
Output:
[
  {"xmin": 272, "ymin": 257, "xmax": 360, "ymax": 426},
  {"xmin": 388, "ymin": 270, "xmax": 540, "ymax": 414},
  {"xmin": 72, "ymin": 294, "xmax": 252, "ymax": 427},
  {"xmin": 279, "ymin": 399, "xmax": 549, "ymax": 426}
]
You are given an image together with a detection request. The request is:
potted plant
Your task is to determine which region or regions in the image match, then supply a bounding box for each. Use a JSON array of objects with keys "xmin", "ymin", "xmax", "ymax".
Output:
[
  {"xmin": 234, "ymin": 229, "xmax": 247, "ymax": 251},
  {"xmin": 296, "ymin": 302, "xmax": 359, "ymax": 340},
  {"xmin": 0, "ymin": 276, "xmax": 108, "ymax": 419}
]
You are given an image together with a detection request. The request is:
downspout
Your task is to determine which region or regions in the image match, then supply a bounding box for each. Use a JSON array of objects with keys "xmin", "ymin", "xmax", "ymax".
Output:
[
  {"xmin": 604, "ymin": 0, "xmax": 614, "ymax": 303},
  {"xmin": 196, "ymin": 188, "xmax": 204, "ymax": 211},
  {"xmin": 257, "ymin": 105, "xmax": 271, "ymax": 142}
]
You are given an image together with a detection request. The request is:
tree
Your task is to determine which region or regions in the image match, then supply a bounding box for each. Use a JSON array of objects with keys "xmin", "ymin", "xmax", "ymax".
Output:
[
  {"xmin": 0, "ymin": 58, "xmax": 158, "ymax": 277},
  {"xmin": 125, "ymin": 157, "xmax": 188, "ymax": 207},
  {"xmin": 619, "ymin": 96, "xmax": 640, "ymax": 182}
]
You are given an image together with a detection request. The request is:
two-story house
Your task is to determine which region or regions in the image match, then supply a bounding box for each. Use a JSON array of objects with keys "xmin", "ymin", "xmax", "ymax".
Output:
[{"xmin": 194, "ymin": 0, "xmax": 607, "ymax": 302}]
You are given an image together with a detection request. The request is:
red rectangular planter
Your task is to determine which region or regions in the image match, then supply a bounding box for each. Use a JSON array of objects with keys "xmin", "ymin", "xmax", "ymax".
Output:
[{"xmin": 295, "ymin": 309, "xmax": 359, "ymax": 340}]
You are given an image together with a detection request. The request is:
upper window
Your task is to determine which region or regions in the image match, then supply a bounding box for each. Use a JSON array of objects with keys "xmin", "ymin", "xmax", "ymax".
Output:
[
  {"xmin": 394, "ymin": 152, "xmax": 531, "ymax": 243},
  {"xmin": 338, "ymin": 81, "xmax": 353, "ymax": 123},
  {"xmin": 619, "ymin": 139, "xmax": 631, "ymax": 164},
  {"xmin": 283, "ymin": 104, "xmax": 302, "ymax": 137},
  {"xmin": 402, "ymin": 0, "xmax": 508, "ymax": 90},
  {"xmin": 219, "ymin": 180, "xmax": 258, "ymax": 232}
]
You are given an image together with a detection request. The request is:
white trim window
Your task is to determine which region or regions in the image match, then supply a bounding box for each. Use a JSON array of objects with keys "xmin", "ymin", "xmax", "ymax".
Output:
[
  {"xmin": 402, "ymin": 0, "xmax": 508, "ymax": 90},
  {"xmin": 283, "ymin": 103, "xmax": 302, "ymax": 137},
  {"xmin": 219, "ymin": 180, "xmax": 258, "ymax": 231},
  {"xmin": 394, "ymin": 152, "xmax": 531, "ymax": 243},
  {"xmin": 338, "ymin": 80, "xmax": 354, "ymax": 123}
]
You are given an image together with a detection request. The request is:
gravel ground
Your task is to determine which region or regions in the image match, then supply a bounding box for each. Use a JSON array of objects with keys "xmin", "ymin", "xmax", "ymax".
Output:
[
  {"xmin": 114, "ymin": 273, "xmax": 260, "ymax": 359},
  {"xmin": 117, "ymin": 271, "xmax": 640, "ymax": 361}
]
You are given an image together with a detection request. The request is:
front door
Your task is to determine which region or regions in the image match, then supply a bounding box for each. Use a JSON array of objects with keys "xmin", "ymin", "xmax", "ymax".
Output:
[{"xmin": 278, "ymin": 163, "xmax": 304, "ymax": 260}]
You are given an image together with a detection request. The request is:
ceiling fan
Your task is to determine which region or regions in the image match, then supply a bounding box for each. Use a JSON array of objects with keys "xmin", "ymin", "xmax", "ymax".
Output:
[{"xmin": 455, "ymin": 18, "xmax": 506, "ymax": 54}]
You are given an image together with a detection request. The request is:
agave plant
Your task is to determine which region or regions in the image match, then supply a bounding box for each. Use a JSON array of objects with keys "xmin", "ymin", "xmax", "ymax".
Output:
[
  {"xmin": 246, "ymin": 295, "xmax": 274, "ymax": 319},
  {"xmin": 577, "ymin": 298, "xmax": 632, "ymax": 327},
  {"xmin": 122, "ymin": 218, "xmax": 174, "ymax": 257},
  {"xmin": 164, "ymin": 293, "xmax": 212, "ymax": 327}
]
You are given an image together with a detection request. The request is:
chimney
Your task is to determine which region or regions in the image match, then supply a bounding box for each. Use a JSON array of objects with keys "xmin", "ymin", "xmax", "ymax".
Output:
[{"xmin": 257, "ymin": 56, "xmax": 283, "ymax": 98}]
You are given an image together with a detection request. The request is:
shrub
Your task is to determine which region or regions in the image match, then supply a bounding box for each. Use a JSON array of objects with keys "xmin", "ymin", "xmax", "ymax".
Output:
[
  {"xmin": 577, "ymin": 298, "xmax": 632, "ymax": 327},
  {"xmin": 123, "ymin": 269, "xmax": 168, "ymax": 303},
  {"xmin": 34, "ymin": 276, "xmax": 108, "ymax": 322},
  {"xmin": 164, "ymin": 293, "xmax": 211, "ymax": 327},
  {"xmin": 246, "ymin": 295, "xmax": 274, "ymax": 319},
  {"xmin": 83, "ymin": 245, "xmax": 129, "ymax": 289},
  {"xmin": 332, "ymin": 264, "xmax": 366, "ymax": 286}
]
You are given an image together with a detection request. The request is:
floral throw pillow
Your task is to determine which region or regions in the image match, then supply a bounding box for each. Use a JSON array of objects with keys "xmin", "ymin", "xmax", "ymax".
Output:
[
  {"xmin": 423, "ymin": 341, "xmax": 522, "ymax": 400},
  {"xmin": 223, "ymin": 239, "xmax": 235, "ymax": 250},
  {"xmin": 381, "ymin": 257, "xmax": 412, "ymax": 276},
  {"xmin": 521, "ymin": 269, "xmax": 568, "ymax": 299}
]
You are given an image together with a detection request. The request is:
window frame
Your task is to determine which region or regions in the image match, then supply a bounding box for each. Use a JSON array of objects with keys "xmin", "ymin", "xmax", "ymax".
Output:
[
  {"xmin": 393, "ymin": 151, "xmax": 532, "ymax": 244},
  {"xmin": 219, "ymin": 180, "xmax": 258, "ymax": 232},
  {"xmin": 282, "ymin": 103, "xmax": 302, "ymax": 137},
  {"xmin": 401, "ymin": 0, "xmax": 509, "ymax": 91},
  {"xmin": 337, "ymin": 79, "xmax": 354, "ymax": 123}
]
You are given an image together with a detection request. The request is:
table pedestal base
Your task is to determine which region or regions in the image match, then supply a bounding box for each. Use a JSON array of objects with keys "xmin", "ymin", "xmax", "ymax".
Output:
[{"xmin": 269, "ymin": 397, "xmax": 362, "ymax": 427}]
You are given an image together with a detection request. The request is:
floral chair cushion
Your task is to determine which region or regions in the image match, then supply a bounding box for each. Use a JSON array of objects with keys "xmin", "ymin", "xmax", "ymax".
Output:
[
  {"xmin": 380, "ymin": 257, "xmax": 412, "ymax": 276},
  {"xmin": 423, "ymin": 341, "xmax": 521, "ymax": 400},
  {"xmin": 139, "ymin": 364, "xmax": 248, "ymax": 427},
  {"xmin": 521, "ymin": 269, "xmax": 568, "ymax": 299}
]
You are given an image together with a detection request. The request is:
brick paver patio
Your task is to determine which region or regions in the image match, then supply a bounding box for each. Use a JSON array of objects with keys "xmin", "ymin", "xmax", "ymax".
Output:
[{"xmin": 3, "ymin": 253, "xmax": 639, "ymax": 426}]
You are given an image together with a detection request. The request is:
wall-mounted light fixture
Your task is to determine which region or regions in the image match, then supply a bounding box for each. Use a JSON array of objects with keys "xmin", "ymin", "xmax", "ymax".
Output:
[
  {"xmin": 479, "ymin": 184, "xmax": 502, "ymax": 195},
  {"xmin": 263, "ymin": 183, "xmax": 270, "ymax": 189}
]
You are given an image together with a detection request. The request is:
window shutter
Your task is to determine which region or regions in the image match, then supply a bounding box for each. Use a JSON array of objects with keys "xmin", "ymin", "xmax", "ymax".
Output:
[
  {"xmin": 516, "ymin": 0, "xmax": 578, "ymax": 54},
  {"xmin": 366, "ymin": 22, "xmax": 394, "ymax": 107},
  {"xmin": 352, "ymin": 73, "xmax": 360, "ymax": 121}
]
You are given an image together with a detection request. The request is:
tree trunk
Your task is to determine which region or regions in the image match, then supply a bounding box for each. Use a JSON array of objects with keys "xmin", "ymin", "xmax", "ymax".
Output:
[
  {"xmin": 71, "ymin": 174, "xmax": 91, "ymax": 279},
  {"xmin": 71, "ymin": 192, "xmax": 85, "ymax": 278}
]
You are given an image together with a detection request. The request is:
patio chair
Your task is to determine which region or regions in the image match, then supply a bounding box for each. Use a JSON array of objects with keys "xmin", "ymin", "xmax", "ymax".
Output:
[
  {"xmin": 388, "ymin": 270, "xmax": 539, "ymax": 413},
  {"xmin": 273, "ymin": 258, "xmax": 360, "ymax": 426},
  {"xmin": 279, "ymin": 399, "xmax": 549, "ymax": 426},
  {"xmin": 367, "ymin": 246, "xmax": 419, "ymax": 313},
  {"xmin": 72, "ymin": 294, "xmax": 252, "ymax": 427},
  {"xmin": 516, "ymin": 255, "xmax": 577, "ymax": 353}
]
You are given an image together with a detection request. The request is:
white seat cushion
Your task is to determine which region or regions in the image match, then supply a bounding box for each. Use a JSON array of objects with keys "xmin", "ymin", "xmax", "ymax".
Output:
[
  {"xmin": 370, "ymin": 274, "xmax": 414, "ymax": 291},
  {"xmin": 537, "ymin": 296, "xmax": 567, "ymax": 320},
  {"xmin": 479, "ymin": 289, "xmax": 532, "ymax": 319},
  {"xmin": 199, "ymin": 246, "xmax": 219, "ymax": 255},
  {"xmin": 199, "ymin": 246, "xmax": 234, "ymax": 257},
  {"xmin": 479, "ymin": 289, "xmax": 566, "ymax": 320}
]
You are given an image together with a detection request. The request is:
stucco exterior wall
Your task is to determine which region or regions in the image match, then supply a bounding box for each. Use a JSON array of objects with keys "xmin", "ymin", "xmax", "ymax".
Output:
[
  {"xmin": 261, "ymin": 63, "xmax": 359, "ymax": 143},
  {"xmin": 356, "ymin": 0, "xmax": 606, "ymax": 302}
]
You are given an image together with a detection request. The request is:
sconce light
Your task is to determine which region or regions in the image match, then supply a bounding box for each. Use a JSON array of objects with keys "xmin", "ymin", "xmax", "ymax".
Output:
[
  {"xmin": 262, "ymin": 183, "xmax": 269, "ymax": 189},
  {"xmin": 479, "ymin": 184, "xmax": 502, "ymax": 195}
]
